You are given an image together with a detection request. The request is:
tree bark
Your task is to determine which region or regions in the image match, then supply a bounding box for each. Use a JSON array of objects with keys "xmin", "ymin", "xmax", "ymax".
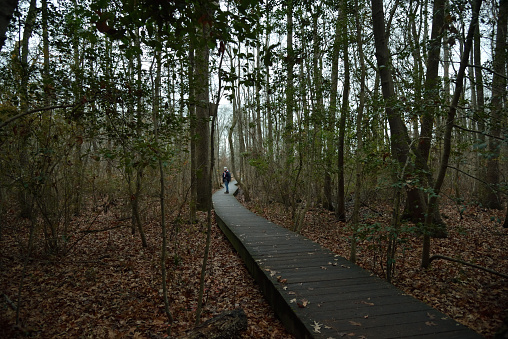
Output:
[
  {"xmin": 371, "ymin": 0, "xmax": 422, "ymax": 220},
  {"xmin": 196, "ymin": 43, "xmax": 223, "ymax": 326},
  {"xmin": 152, "ymin": 30, "xmax": 173, "ymax": 329},
  {"xmin": 371, "ymin": 0, "xmax": 410, "ymax": 164},
  {"xmin": 133, "ymin": 29, "xmax": 147, "ymax": 248},
  {"xmin": 282, "ymin": 0, "xmax": 295, "ymax": 208},
  {"xmin": 195, "ymin": 4, "xmax": 211, "ymax": 211},
  {"xmin": 325, "ymin": 18, "xmax": 341, "ymax": 213},
  {"xmin": 0, "ymin": 0, "xmax": 17, "ymax": 51},
  {"xmin": 255, "ymin": 33, "xmax": 263, "ymax": 152},
  {"xmin": 411, "ymin": 0, "xmax": 446, "ymax": 233},
  {"xmin": 473, "ymin": 23, "xmax": 486, "ymax": 199},
  {"xmin": 286, "ymin": 0, "xmax": 294, "ymax": 136},
  {"xmin": 189, "ymin": 45, "xmax": 197, "ymax": 223},
  {"xmin": 422, "ymin": 0, "xmax": 482, "ymax": 267},
  {"xmin": 265, "ymin": 0, "xmax": 273, "ymax": 157},
  {"xmin": 484, "ymin": 0, "xmax": 507, "ymax": 210},
  {"xmin": 15, "ymin": 0, "xmax": 37, "ymax": 219},
  {"xmin": 350, "ymin": 0, "xmax": 366, "ymax": 263},
  {"xmin": 336, "ymin": 5, "xmax": 349, "ymax": 223}
]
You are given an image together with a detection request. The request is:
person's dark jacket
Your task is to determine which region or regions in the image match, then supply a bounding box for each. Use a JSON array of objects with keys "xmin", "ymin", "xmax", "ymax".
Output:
[{"xmin": 223, "ymin": 170, "xmax": 231, "ymax": 182}]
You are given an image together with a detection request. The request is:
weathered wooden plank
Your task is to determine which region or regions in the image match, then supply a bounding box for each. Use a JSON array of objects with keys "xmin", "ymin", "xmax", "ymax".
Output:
[{"xmin": 212, "ymin": 183, "xmax": 481, "ymax": 339}]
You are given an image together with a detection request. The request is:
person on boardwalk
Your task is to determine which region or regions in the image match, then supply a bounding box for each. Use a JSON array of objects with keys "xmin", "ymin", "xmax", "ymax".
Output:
[{"xmin": 222, "ymin": 167, "xmax": 231, "ymax": 194}]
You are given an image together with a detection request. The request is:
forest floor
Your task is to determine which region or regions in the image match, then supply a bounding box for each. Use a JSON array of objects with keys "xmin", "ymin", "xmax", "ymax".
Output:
[
  {"xmin": 0, "ymin": 202, "xmax": 292, "ymax": 338},
  {"xmin": 238, "ymin": 190, "xmax": 508, "ymax": 339},
  {"xmin": 0, "ymin": 191, "xmax": 506, "ymax": 338}
]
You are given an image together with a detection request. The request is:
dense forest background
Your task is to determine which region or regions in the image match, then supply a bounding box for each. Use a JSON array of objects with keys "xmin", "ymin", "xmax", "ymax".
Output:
[{"xmin": 0, "ymin": 0, "xmax": 506, "ymax": 337}]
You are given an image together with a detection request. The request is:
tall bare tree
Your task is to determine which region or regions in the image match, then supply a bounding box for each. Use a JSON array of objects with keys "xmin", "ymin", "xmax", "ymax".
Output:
[
  {"xmin": 336, "ymin": 5, "xmax": 349, "ymax": 222},
  {"xmin": 422, "ymin": 0, "xmax": 483, "ymax": 267},
  {"xmin": 195, "ymin": 3, "xmax": 212, "ymax": 211},
  {"xmin": 484, "ymin": 0, "xmax": 507, "ymax": 210}
]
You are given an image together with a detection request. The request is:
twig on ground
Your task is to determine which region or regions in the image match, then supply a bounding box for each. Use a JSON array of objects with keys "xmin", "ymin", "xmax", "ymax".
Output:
[{"xmin": 429, "ymin": 254, "xmax": 508, "ymax": 279}]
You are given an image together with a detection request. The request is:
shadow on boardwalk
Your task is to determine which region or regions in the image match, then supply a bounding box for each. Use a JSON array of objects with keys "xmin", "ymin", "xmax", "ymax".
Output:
[{"xmin": 213, "ymin": 182, "xmax": 482, "ymax": 339}]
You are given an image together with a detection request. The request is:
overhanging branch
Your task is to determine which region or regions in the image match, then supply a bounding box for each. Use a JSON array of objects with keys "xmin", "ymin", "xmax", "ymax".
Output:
[
  {"xmin": 453, "ymin": 124, "xmax": 506, "ymax": 141},
  {"xmin": 0, "ymin": 103, "xmax": 83, "ymax": 130}
]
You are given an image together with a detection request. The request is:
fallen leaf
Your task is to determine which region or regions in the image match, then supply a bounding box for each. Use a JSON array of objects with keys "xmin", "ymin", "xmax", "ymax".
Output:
[{"xmin": 312, "ymin": 321, "xmax": 322, "ymax": 333}]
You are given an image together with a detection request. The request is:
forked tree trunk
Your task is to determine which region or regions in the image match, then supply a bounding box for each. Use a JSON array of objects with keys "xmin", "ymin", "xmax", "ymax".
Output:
[
  {"xmin": 371, "ymin": 0, "xmax": 420, "ymax": 221},
  {"xmin": 411, "ymin": 0, "xmax": 447, "ymax": 235},
  {"xmin": 422, "ymin": 0, "xmax": 482, "ymax": 267}
]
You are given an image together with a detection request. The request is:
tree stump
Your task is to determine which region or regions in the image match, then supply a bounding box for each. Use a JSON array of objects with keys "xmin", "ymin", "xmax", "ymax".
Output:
[{"xmin": 184, "ymin": 308, "xmax": 248, "ymax": 339}]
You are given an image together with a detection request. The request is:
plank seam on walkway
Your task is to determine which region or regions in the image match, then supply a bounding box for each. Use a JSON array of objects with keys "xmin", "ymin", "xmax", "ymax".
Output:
[{"xmin": 213, "ymin": 183, "xmax": 481, "ymax": 339}]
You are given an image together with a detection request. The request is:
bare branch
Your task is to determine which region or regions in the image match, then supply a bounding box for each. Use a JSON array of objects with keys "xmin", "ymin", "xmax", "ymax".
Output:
[
  {"xmin": 447, "ymin": 165, "xmax": 507, "ymax": 194},
  {"xmin": 429, "ymin": 255, "xmax": 508, "ymax": 279},
  {"xmin": 0, "ymin": 103, "xmax": 81, "ymax": 130},
  {"xmin": 453, "ymin": 124, "xmax": 506, "ymax": 141}
]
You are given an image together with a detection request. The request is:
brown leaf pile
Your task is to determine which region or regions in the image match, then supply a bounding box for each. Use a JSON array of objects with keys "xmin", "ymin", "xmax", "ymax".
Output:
[
  {"xmin": 241, "ymin": 196, "xmax": 508, "ymax": 338},
  {"xmin": 0, "ymin": 205, "xmax": 294, "ymax": 338}
]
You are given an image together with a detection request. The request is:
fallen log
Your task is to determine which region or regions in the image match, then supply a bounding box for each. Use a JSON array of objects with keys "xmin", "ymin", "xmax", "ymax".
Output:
[{"xmin": 184, "ymin": 308, "xmax": 247, "ymax": 339}]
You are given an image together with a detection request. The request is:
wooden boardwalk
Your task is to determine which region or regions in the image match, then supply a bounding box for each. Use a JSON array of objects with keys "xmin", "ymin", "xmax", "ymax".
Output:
[{"xmin": 213, "ymin": 183, "xmax": 482, "ymax": 339}]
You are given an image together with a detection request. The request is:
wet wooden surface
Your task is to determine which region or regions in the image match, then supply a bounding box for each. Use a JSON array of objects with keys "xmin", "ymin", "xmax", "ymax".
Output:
[{"xmin": 213, "ymin": 182, "xmax": 481, "ymax": 339}]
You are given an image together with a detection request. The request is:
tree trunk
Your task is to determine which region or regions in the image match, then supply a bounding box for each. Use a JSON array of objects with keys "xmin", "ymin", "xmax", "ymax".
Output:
[
  {"xmin": 422, "ymin": 0, "xmax": 482, "ymax": 267},
  {"xmin": 413, "ymin": 0, "xmax": 446, "ymax": 233},
  {"xmin": 133, "ymin": 29, "xmax": 147, "ymax": 248},
  {"xmin": 195, "ymin": 14, "xmax": 211, "ymax": 211},
  {"xmin": 189, "ymin": 45, "xmax": 197, "ymax": 223},
  {"xmin": 473, "ymin": 23, "xmax": 486, "ymax": 199},
  {"xmin": 370, "ymin": 0, "xmax": 418, "ymax": 212},
  {"xmin": 16, "ymin": 0, "xmax": 37, "ymax": 219},
  {"xmin": 255, "ymin": 34, "xmax": 263, "ymax": 152},
  {"xmin": 336, "ymin": 6, "xmax": 349, "ymax": 223},
  {"xmin": 71, "ymin": 0, "xmax": 85, "ymax": 217},
  {"xmin": 153, "ymin": 31, "xmax": 173, "ymax": 329},
  {"xmin": 265, "ymin": 1, "xmax": 273, "ymax": 157},
  {"xmin": 311, "ymin": 5, "xmax": 324, "ymax": 206},
  {"xmin": 484, "ymin": 0, "xmax": 507, "ymax": 210},
  {"xmin": 196, "ymin": 42, "xmax": 223, "ymax": 326},
  {"xmin": 325, "ymin": 18, "xmax": 341, "ymax": 213},
  {"xmin": 350, "ymin": 0, "xmax": 366, "ymax": 263},
  {"xmin": 0, "ymin": 0, "xmax": 18, "ymax": 51},
  {"xmin": 283, "ymin": 0, "xmax": 295, "ymax": 207}
]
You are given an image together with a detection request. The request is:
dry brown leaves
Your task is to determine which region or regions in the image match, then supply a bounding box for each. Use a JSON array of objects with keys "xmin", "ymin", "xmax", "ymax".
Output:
[
  {"xmin": 242, "ymin": 196, "xmax": 507, "ymax": 339},
  {"xmin": 0, "ymin": 205, "xmax": 294, "ymax": 338}
]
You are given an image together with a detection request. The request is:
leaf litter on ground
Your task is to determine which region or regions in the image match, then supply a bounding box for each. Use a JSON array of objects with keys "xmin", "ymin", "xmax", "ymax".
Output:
[{"xmin": 0, "ymin": 202, "xmax": 294, "ymax": 338}]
